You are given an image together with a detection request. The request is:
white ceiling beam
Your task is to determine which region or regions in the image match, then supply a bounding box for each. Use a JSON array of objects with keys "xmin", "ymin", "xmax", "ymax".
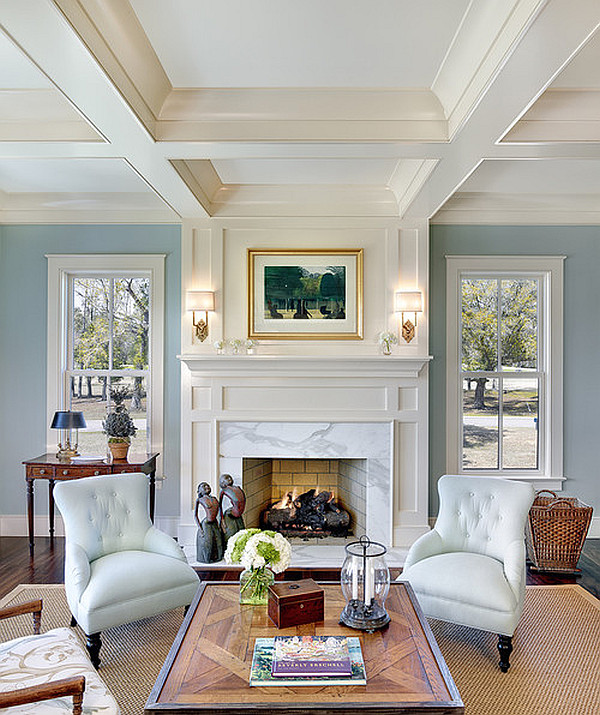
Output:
[
  {"xmin": 404, "ymin": 0, "xmax": 600, "ymax": 219},
  {"xmin": 1, "ymin": 0, "xmax": 208, "ymax": 217}
]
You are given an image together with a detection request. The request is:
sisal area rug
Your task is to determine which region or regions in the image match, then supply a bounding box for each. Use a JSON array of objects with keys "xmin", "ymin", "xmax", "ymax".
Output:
[{"xmin": 1, "ymin": 584, "xmax": 599, "ymax": 715}]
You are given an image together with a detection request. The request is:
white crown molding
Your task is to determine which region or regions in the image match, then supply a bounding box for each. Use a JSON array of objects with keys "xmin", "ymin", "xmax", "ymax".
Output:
[
  {"xmin": 503, "ymin": 89, "xmax": 600, "ymax": 142},
  {"xmin": 53, "ymin": 0, "xmax": 170, "ymax": 134},
  {"xmin": 157, "ymin": 88, "xmax": 447, "ymax": 143},
  {"xmin": 0, "ymin": 208, "xmax": 179, "ymax": 224},
  {"xmin": 388, "ymin": 160, "xmax": 440, "ymax": 217},
  {"xmin": 432, "ymin": 191, "xmax": 600, "ymax": 224},
  {"xmin": 433, "ymin": 0, "xmax": 547, "ymax": 138},
  {"xmin": 208, "ymin": 184, "xmax": 399, "ymax": 218},
  {"xmin": 0, "ymin": 88, "xmax": 102, "ymax": 141}
]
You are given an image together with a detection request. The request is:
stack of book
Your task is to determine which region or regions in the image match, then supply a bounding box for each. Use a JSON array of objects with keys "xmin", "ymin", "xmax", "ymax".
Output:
[{"xmin": 249, "ymin": 635, "xmax": 366, "ymax": 687}]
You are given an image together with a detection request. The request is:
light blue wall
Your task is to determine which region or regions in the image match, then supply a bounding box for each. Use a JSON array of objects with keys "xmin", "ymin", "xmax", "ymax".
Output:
[
  {"xmin": 0, "ymin": 225, "xmax": 181, "ymax": 518},
  {"xmin": 429, "ymin": 225, "xmax": 600, "ymax": 516}
]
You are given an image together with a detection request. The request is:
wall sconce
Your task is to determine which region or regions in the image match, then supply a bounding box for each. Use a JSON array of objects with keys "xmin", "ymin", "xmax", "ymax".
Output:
[
  {"xmin": 186, "ymin": 291, "xmax": 215, "ymax": 342},
  {"xmin": 395, "ymin": 291, "xmax": 423, "ymax": 343},
  {"xmin": 50, "ymin": 410, "xmax": 87, "ymax": 459}
]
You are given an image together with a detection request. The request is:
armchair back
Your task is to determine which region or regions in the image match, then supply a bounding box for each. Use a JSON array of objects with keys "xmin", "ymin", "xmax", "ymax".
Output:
[
  {"xmin": 434, "ymin": 475, "xmax": 535, "ymax": 562},
  {"xmin": 54, "ymin": 472, "xmax": 152, "ymax": 562}
]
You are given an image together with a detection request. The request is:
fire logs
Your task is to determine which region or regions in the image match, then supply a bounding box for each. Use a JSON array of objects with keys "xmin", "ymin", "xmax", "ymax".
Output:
[{"xmin": 261, "ymin": 488, "xmax": 350, "ymax": 538}]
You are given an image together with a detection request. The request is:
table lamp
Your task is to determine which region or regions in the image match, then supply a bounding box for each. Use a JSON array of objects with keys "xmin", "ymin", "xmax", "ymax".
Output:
[{"xmin": 50, "ymin": 410, "xmax": 87, "ymax": 459}]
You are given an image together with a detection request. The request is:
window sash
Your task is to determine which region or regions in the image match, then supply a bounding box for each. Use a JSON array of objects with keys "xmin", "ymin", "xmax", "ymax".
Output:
[
  {"xmin": 445, "ymin": 255, "xmax": 564, "ymax": 483},
  {"xmin": 47, "ymin": 254, "xmax": 165, "ymax": 460}
]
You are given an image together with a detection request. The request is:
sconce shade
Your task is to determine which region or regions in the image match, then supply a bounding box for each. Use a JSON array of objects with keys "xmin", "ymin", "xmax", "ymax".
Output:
[
  {"xmin": 395, "ymin": 291, "xmax": 423, "ymax": 313},
  {"xmin": 186, "ymin": 291, "xmax": 215, "ymax": 312},
  {"xmin": 50, "ymin": 411, "xmax": 87, "ymax": 430}
]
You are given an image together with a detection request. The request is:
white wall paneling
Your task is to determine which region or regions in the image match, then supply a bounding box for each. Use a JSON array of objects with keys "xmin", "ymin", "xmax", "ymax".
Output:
[{"xmin": 179, "ymin": 218, "xmax": 431, "ymax": 551}]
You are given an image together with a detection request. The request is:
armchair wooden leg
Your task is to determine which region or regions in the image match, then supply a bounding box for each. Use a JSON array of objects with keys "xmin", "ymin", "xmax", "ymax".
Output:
[
  {"xmin": 497, "ymin": 634, "xmax": 513, "ymax": 672},
  {"xmin": 86, "ymin": 632, "xmax": 102, "ymax": 669}
]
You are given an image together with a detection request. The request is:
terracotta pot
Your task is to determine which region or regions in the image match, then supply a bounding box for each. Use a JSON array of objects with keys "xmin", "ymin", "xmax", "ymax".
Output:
[{"xmin": 108, "ymin": 441, "xmax": 130, "ymax": 460}]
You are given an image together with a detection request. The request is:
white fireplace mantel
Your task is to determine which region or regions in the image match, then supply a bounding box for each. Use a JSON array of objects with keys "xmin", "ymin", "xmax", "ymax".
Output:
[
  {"xmin": 178, "ymin": 354, "xmax": 432, "ymax": 378},
  {"xmin": 178, "ymin": 352, "xmax": 432, "ymax": 557}
]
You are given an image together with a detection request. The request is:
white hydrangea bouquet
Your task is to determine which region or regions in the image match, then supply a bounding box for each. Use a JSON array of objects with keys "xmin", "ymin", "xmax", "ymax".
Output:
[{"xmin": 224, "ymin": 528, "xmax": 292, "ymax": 604}]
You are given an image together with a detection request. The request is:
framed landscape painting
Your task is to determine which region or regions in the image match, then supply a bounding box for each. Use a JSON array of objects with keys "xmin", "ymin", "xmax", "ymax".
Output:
[{"xmin": 247, "ymin": 249, "xmax": 363, "ymax": 340}]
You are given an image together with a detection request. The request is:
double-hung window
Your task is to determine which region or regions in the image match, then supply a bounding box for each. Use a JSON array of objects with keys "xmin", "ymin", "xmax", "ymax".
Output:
[
  {"xmin": 47, "ymin": 255, "xmax": 164, "ymax": 457},
  {"xmin": 446, "ymin": 256, "xmax": 564, "ymax": 484}
]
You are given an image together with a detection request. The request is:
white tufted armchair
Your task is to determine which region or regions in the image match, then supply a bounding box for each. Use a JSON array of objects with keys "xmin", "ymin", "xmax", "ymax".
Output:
[
  {"xmin": 400, "ymin": 475, "xmax": 535, "ymax": 672},
  {"xmin": 54, "ymin": 473, "xmax": 199, "ymax": 667}
]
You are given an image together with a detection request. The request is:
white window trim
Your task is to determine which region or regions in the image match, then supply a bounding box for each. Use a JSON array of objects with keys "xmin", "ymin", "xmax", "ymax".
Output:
[
  {"xmin": 446, "ymin": 255, "xmax": 565, "ymax": 488},
  {"xmin": 47, "ymin": 254, "xmax": 165, "ymax": 459}
]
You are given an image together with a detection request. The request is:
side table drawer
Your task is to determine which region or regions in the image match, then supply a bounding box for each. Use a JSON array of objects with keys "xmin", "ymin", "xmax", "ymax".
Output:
[
  {"xmin": 30, "ymin": 466, "xmax": 54, "ymax": 478},
  {"xmin": 55, "ymin": 466, "xmax": 111, "ymax": 478},
  {"xmin": 110, "ymin": 465, "xmax": 147, "ymax": 474}
]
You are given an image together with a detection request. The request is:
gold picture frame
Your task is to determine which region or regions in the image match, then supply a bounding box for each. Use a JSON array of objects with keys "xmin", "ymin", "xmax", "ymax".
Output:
[{"xmin": 247, "ymin": 249, "xmax": 364, "ymax": 340}]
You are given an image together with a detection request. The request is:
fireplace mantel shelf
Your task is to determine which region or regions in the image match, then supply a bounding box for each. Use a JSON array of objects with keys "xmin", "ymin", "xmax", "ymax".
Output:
[{"xmin": 178, "ymin": 353, "xmax": 432, "ymax": 378}]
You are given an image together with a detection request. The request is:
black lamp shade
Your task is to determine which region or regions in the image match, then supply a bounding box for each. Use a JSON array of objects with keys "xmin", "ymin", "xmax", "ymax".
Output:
[{"xmin": 50, "ymin": 411, "xmax": 87, "ymax": 430}]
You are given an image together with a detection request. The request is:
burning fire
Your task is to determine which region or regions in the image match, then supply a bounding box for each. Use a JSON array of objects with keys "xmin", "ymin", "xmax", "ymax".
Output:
[
  {"xmin": 271, "ymin": 488, "xmax": 300, "ymax": 510},
  {"xmin": 270, "ymin": 487, "xmax": 336, "ymax": 510}
]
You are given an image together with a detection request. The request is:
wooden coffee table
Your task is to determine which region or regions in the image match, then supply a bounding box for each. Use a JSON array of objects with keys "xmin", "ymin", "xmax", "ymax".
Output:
[{"xmin": 145, "ymin": 582, "xmax": 463, "ymax": 714}]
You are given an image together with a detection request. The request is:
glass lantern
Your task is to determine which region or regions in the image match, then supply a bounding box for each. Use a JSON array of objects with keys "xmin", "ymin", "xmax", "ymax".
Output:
[{"xmin": 340, "ymin": 535, "xmax": 390, "ymax": 632}]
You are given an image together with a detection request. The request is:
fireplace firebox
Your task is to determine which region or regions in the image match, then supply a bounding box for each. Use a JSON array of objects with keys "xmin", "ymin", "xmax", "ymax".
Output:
[{"xmin": 242, "ymin": 458, "xmax": 366, "ymax": 538}]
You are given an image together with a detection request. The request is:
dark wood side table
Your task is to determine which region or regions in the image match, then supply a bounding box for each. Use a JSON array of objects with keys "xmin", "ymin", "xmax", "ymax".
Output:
[{"xmin": 23, "ymin": 452, "xmax": 159, "ymax": 553}]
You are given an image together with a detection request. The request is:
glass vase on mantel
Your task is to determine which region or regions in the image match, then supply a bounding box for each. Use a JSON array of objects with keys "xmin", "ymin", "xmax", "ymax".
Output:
[{"xmin": 239, "ymin": 566, "xmax": 275, "ymax": 605}]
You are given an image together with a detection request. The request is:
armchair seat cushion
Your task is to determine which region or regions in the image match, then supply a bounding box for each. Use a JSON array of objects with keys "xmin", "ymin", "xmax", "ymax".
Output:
[
  {"xmin": 402, "ymin": 551, "xmax": 521, "ymax": 635},
  {"xmin": 0, "ymin": 627, "xmax": 119, "ymax": 713},
  {"xmin": 77, "ymin": 551, "xmax": 199, "ymax": 634}
]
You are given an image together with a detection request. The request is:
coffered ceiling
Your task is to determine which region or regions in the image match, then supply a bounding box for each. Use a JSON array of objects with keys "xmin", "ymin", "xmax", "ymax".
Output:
[{"xmin": 0, "ymin": 0, "xmax": 599, "ymax": 223}]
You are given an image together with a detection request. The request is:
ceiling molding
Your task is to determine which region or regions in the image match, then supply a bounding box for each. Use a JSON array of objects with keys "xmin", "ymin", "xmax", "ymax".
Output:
[
  {"xmin": 53, "ymin": 0, "xmax": 170, "ymax": 136},
  {"xmin": 388, "ymin": 159, "xmax": 440, "ymax": 217},
  {"xmin": 169, "ymin": 159, "xmax": 219, "ymax": 216},
  {"xmin": 433, "ymin": 0, "xmax": 547, "ymax": 138},
  {"xmin": 502, "ymin": 88, "xmax": 600, "ymax": 142},
  {"xmin": 432, "ymin": 191, "xmax": 600, "ymax": 224},
  {"xmin": 0, "ymin": 88, "xmax": 102, "ymax": 141},
  {"xmin": 209, "ymin": 184, "xmax": 399, "ymax": 218},
  {"xmin": 158, "ymin": 89, "xmax": 447, "ymax": 143}
]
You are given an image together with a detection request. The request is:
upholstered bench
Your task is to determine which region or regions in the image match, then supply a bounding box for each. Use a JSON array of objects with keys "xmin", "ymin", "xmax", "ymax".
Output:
[{"xmin": 0, "ymin": 599, "xmax": 119, "ymax": 714}]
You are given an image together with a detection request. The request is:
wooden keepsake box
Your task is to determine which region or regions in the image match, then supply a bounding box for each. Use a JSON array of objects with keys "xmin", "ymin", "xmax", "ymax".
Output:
[{"xmin": 267, "ymin": 578, "xmax": 324, "ymax": 628}]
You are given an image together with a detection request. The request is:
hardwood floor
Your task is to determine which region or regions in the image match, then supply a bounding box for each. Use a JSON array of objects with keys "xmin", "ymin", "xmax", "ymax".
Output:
[{"xmin": 1, "ymin": 536, "xmax": 599, "ymax": 600}]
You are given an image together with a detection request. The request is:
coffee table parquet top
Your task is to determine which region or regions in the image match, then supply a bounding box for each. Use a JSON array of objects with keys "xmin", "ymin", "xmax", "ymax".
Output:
[{"xmin": 145, "ymin": 582, "xmax": 463, "ymax": 715}]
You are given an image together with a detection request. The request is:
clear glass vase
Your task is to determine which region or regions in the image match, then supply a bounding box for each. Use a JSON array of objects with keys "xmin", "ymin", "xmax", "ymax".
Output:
[{"xmin": 239, "ymin": 567, "xmax": 275, "ymax": 605}]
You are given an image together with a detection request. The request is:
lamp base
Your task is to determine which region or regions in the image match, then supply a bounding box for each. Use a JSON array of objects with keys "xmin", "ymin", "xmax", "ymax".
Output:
[
  {"xmin": 56, "ymin": 441, "xmax": 79, "ymax": 460},
  {"xmin": 339, "ymin": 599, "xmax": 390, "ymax": 632}
]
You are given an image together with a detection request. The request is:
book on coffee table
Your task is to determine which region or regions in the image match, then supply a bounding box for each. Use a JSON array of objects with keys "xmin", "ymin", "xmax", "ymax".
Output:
[
  {"xmin": 249, "ymin": 637, "xmax": 366, "ymax": 687},
  {"xmin": 272, "ymin": 635, "xmax": 352, "ymax": 677}
]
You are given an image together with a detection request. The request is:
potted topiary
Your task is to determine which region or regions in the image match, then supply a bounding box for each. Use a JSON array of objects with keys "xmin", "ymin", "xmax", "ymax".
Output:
[{"xmin": 103, "ymin": 386, "xmax": 137, "ymax": 460}]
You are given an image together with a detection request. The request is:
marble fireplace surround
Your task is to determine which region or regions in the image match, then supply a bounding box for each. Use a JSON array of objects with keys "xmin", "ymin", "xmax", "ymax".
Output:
[
  {"xmin": 221, "ymin": 422, "xmax": 392, "ymax": 545},
  {"xmin": 178, "ymin": 355, "xmax": 431, "ymax": 567}
]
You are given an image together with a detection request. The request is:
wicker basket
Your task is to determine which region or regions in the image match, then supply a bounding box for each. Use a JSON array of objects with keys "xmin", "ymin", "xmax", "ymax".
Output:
[{"xmin": 526, "ymin": 490, "xmax": 593, "ymax": 574}]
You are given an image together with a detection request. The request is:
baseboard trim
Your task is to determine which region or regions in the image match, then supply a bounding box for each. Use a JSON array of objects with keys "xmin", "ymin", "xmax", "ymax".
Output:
[
  {"xmin": 0, "ymin": 514, "xmax": 180, "ymax": 538},
  {"xmin": 0, "ymin": 515, "xmax": 64, "ymax": 537}
]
